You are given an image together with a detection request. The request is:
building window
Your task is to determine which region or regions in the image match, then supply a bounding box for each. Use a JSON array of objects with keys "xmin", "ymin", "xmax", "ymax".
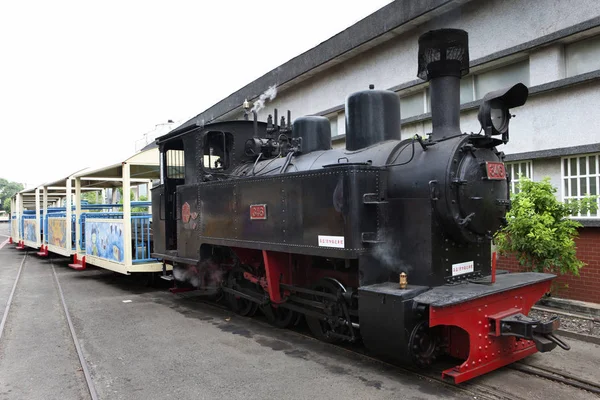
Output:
[
  {"xmin": 506, "ymin": 160, "xmax": 533, "ymax": 194},
  {"xmin": 566, "ymin": 35, "xmax": 600, "ymax": 77},
  {"xmin": 562, "ymin": 153, "xmax": 599, "ymax": 217},
  {"xmin": 327, "ymin": 113, "xmax": 338, "ymax": 137},
  {"xmin": 475, "ymin": 60, "xmax": 530, "ymax": 100},
  {"xmin": 460, "ymin": 77, "xmax": 475, "ymax": 104},
  {"xmin": 400, "ymin": 89, "xmax": 427, "ymax": 119},
  {"xmin": 459, "ymin": 60, "xmax": 530, "ymax": 104}
]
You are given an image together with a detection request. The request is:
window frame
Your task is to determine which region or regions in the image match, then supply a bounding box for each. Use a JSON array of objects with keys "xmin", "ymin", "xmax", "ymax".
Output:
[
  {"xmin": 506, "ymin": 160, "xmax": 533, "ymax": 194},
  {"xmin": 326, "ymin": 112, "xmax": 339, "ymax": 137},
  {"xmin": 165, "ymin": 149, "xmax": 185, "ymax": 180},
  {"xmin": 565, "ymin": 34, "xmax": 600, "ymax": 78},
  {"xmin": 561, "ymin": 153, "xmax": 600, "ymax": 218},
  {"xmin": 202, "ymin": 130, "xmax": 234, "ymax": 172},
  {"xmin": 399, "ymin": 88, "xmax": 428, "ymax": 119}
]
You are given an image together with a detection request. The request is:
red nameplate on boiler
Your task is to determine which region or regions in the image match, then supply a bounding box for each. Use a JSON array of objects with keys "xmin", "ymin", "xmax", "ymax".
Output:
[{"xmin": 485, "ymin": 161, "xmax": 506, "ymax": 180}]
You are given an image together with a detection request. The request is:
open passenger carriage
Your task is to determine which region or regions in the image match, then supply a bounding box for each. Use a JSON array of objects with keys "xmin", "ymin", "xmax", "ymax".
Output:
[{"xmin": 9, "ymin": 147, "xmax": 173, "ymax": 276}]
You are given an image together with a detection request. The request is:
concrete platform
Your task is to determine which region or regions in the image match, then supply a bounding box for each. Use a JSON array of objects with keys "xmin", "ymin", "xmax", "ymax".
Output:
[
  {"xmin": 0, "ymin": 223, "xmax": 598, "ymax": 400},
  {"xmin": 539, "ymin": 297, "xmax": 600, "ymax": 317}
]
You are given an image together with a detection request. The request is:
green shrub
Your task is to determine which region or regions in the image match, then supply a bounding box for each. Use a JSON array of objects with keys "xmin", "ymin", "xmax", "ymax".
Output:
[{"xmin": 494, "ymin": 177, "xmax": 597, "ymax": 276}]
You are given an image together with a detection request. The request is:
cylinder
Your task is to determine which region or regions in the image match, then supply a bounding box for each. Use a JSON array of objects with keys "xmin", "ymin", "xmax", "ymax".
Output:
[
  {"xmin": 292, "ymin": 116, "xmax": 331, "ymax": 154},
  {"xmin": 345, "ymin": 88, "xmax": 400, "ymax": 151}
]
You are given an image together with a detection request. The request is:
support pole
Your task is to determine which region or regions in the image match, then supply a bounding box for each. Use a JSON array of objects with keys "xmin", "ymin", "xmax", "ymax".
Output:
[
  {"xmin": 147, "ymin": 181, "xmax": 153, "ymax": 216},
  {"xmin": 10, "ymin": 197, "xmax": 16, "ymax": 239},
  {"xmin": 35, "ymin": 188, "xmax": 41, "ymax": 247},
  {"xmin": 42, "ymin": 187, "xmax": 48, "ymax": 245},
  {"xmin": 123, "ymin": 162, "xmax": 132, "ymax": 266},
  {"xmin": 16, "ymin": 193, "xmax": 22, "ymax": 241},
  {"xmin": 75, "ymin": 177, "xmax": 82, "ymax": 253},
  {"xmin": 66, "ymin": 178, "xmax": 72, "ymax": 252}
]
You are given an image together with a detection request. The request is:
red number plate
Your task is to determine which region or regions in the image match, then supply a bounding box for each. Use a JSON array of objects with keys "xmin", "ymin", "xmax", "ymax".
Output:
[
  {"xmin": 249, "ymin": 204, "xmax": 267, "ymax": 220},
  {"xmin": 486, "ymin": 162, "xmax": 506, "ymax": 180}
]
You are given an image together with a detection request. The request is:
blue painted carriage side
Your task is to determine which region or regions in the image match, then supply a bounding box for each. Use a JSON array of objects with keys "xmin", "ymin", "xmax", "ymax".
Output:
[{"xmin": 79, "ymin": 212, "xmax": 156, "ymax": 263}]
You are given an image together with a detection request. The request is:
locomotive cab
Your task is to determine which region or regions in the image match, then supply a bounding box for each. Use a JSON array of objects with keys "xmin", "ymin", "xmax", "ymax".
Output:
[
  {"xmin": 151, "ymin": 138, "xmax": 186, "ymax": 257},
  {"xmin": 152, "ymin": 121, "xmax": 265, "ymax": 264}
]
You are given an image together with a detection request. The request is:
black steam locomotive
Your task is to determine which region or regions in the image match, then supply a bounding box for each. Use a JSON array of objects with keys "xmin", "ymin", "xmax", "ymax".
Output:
[{"xmin": 151, "ymin": 29, "xmax": 567, "ymax": 383}]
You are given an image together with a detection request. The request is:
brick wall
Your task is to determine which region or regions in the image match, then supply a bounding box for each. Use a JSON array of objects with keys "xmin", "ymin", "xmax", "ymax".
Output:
[{"xmin": 497, "ymin": 227, "xmax": 600, "ymax": 304}]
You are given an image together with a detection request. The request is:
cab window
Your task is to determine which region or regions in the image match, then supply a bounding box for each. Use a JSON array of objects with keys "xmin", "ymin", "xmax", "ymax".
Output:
[{"xmin": 203, "ymin": 131, "xmax": 233, "ymax": 171}]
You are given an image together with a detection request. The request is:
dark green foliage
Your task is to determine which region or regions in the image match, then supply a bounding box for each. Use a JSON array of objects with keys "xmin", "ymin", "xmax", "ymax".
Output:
[
  {"xmin": 495, "ymin": 177, "xmax": 598, "ymax": 276},
  {"xmin": 0, "ymin": 178, "xmax": 25, "ymax": 212},
  {"xmin": 81, "ymin": 191, "xmax": 99, "ymax": 204}
]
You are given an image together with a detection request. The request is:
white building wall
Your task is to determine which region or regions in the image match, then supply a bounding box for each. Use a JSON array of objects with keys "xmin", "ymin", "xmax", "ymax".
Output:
[{"xmin": 256, "ymin": 0, "xmax": 600, "ymax": 126}]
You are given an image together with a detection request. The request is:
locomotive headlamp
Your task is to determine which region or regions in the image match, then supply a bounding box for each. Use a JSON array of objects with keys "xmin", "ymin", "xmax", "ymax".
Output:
[{"xmin": 477, "ymin": 83, "xmax": 529, "ymax": 143}]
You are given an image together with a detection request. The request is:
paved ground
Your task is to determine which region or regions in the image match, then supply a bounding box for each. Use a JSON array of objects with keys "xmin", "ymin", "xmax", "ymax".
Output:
[
  {"xmin": 0, "ymin": 251, "xmax": 90, "ymax": 400},
  {"xmin": 0, "ymin": 222, "xmax": 598, "ymax": 399}
]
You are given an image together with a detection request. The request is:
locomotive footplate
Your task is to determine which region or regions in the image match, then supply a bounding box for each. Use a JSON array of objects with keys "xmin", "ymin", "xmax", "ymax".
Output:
[
  {"xmin": 412, "ymin": 272, "xmax": 555, "ymax": 307},
  {"xmin": 414, "ymin": 272, "xmax": 569, "ymax": 383}
]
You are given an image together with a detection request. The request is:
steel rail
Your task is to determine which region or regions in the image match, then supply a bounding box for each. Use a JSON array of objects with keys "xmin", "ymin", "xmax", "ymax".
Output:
[
  {"xmin": 50, "ymin": 259, "xmax": 99, "ymax": 400},
  {"xmin": 509, "ymin": 362, "xmax": 600, "ymax": 395},
  {"xmin": 0, "ymin": 238, "xmax": 10, "ymax": 250},
  {"xmin": 0, "ymin": 252, "xmax": 27, "ymax": 342}
]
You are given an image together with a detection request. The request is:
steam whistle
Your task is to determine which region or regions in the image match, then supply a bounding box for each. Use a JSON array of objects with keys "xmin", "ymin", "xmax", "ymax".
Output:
[
  {"xmin": 266, "ymin": 114, "xmax": 274, "ymax": 137},
  {"xmin": 399, "ymin": 272, "xmax": 408, "ymax": 289},
  {"xmin": 243, "ymin": 99, "xmax": 251, "ymax": 120},
  {"xmin": 280, "ymin": 110, "xmax": 292, "ymax": 134}
]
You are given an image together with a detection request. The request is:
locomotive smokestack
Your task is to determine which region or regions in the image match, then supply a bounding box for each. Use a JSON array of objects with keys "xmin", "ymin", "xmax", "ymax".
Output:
[{"xmin": 417, "ymin": 29, "xmax": 469, "ymax": 140}]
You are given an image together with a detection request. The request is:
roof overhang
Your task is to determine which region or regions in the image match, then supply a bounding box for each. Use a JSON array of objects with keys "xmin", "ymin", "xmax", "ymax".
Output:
[{"xmin": 158, "ymin": 0, "xmax": 468, "ymax": 142}]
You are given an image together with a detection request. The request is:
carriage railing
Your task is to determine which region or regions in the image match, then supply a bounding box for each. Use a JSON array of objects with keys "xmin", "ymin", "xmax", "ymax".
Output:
[
  {"xmin": 46, "ymin": 212, "xmax": 77, "ymax": 250},
  {"xmin": 20, "ymin": 214, "xmax": 37, "ymax": 242},
  {"xmin": 79, "ymin": 209, "xmax": 155, "ymax": 264}
]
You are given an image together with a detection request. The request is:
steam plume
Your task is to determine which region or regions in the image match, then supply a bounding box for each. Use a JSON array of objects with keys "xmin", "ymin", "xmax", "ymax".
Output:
[
  {"xmin": 250, "ymin": 85, "xmax": 277, "ymax": 113},
  {"xmin": 371, "ymin": 241, "xmax": 413, "ymax": 274}
]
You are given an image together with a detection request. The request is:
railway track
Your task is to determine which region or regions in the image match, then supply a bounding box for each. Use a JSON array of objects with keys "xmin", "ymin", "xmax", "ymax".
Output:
[
  {"xmin": 509, "ymin": 362, "xmax": 600, "ymax": 395},
  {"xmin": 1, "ymin": 250, "xmax": 597, "ymax": 399},
  {"xmin": 50, "ymin": 257, "xmax": 99, "ymax": 400},
  {"xmin": 172, "ymin": 291, "xmax": 517, "ymax": 400},
  {"xmin": 0, "ymin": 252, "xmax": 98, "ymax": 400},
  {"xmin": 0, "ymin": 251, "xmax": 27, "ymax": 342},
  {"xmin": 173, "ymin": 289, "xmax": 600, "ymax": 400}
]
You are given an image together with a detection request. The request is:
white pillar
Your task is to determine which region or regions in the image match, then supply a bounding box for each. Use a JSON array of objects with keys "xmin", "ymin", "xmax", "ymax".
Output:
[
  {"xmin": 10, "ymin": 197, "xmax": 16, "ymax": 238},
  {"xmin": 75, "ymin": 177, "xmax": 82, "ymax": 253},
  {"xmin": 16, "ymin": 193, "xmax": 22, "ymax": 240},
  {"xmin": 42, "ymin": 187, "xmax": 48, "ymax": 245},
  {"xmin": 66, "ymin": 178, "xmax": 72, "ymax": 252},
  {"xmin": 147, "ymin": 181, "xmax": 153, "ymax": 217},
  {"xmin": 123, "ymin": 163, "xmax": 132, "ymax": 266},
  {"xmin": 35, "ymin": 188, "xmax": 41, "ymax": 247}
]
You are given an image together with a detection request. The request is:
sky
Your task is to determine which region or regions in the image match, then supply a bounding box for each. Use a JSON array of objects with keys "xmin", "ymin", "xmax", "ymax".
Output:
[{"xmin": 0, "ymin": 0, "xmax": 393, "ymax": 188}]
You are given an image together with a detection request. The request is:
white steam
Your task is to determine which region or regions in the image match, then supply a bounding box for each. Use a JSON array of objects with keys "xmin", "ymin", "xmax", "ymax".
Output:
[
  {"xmin": 371, "ymin": 241, "xmax": 413, "ymax": 274},
  {"xmin": 172, "ymin": 259, "xmax": 224, "ymax": 288},
  {"xmin": 250, "ymin": 85, "xmax": 277, "ymax": 113}
]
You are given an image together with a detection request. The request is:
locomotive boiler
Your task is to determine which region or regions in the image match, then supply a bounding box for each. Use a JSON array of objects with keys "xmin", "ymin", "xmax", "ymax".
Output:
[{"xmin": 151, "ymin": 29, "xmax": 568, "ymax": 383}]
